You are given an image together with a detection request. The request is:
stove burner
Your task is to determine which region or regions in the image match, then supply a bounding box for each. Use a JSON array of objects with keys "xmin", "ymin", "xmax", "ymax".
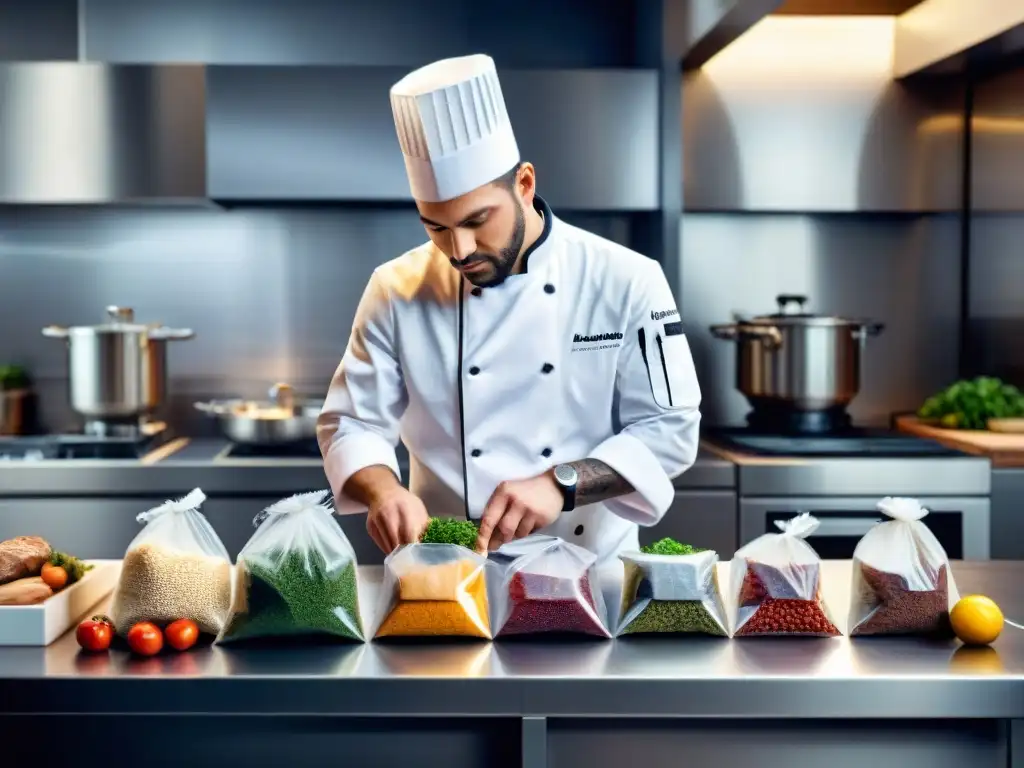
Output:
[
  {"xmin": 706, "ymin": 427, "xmax": 963, "ymax": 458},
  {"xmin": 745, "ymin": 405, "xmax": 852, "ymax": 435},
  {"xmin": 224, "ymin": 439, "xmax": 321, "ymax": 460},
  {"xmin": 0, "ymin": 427, "xmax": 170, "ymax": 460}
]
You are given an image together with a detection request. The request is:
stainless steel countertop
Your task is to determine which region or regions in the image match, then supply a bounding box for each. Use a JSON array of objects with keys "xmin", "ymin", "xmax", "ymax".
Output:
[
  {"xmin": 0, "ymin": 561, "xmax": 1021, "ymax": 718},
  {"xmin": 0, "ymin": 441, "xmax": 736, "ymax": 496}
]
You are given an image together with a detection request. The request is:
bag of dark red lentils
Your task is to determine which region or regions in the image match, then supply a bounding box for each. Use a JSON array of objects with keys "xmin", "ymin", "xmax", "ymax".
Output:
[
  {"xmin": 729, "ymin": 513, "xmax": 841, "ymax": 637},
  {"xmin": 616, "ymin": 540, "xmax": 729, "ymax": 637},
  {"xmin": 848, "ymin": 497, "xmax": 959, "ymax": 637},
  {"xmin": 494, "ymin": 537, "xmax": 611, "ymax": 638}
]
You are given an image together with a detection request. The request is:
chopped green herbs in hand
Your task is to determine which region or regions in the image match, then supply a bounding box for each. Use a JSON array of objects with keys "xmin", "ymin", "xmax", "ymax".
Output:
[
  {"xmin": 420, "ymin": 518, "xmax": 479, "ymax": 549},
  {"xmin": 918, "ymin": 376, "xmax": 1024, "ymax": 430},
  {"xmin": 641, "ymin": 538, "xmax": 704, "ymax": 556},
  {"xmin": 48, "ymin": 551, "xmax": 93, "ymax": 584}
]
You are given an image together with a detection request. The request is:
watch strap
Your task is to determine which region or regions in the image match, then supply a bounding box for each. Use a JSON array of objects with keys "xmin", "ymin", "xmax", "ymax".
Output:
[{"xmin": 561, "ymin": 482, "xmax": 576, "ymax": 512}]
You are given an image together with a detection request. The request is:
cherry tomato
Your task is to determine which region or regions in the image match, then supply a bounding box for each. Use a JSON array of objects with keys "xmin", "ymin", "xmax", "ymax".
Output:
[
  {"xmin": 165, "ymin": 618, "xmax": 199, "ymax": 651},
  {"xmin": 76, "ymin": 615, "xmax": 113, "ymax": 652},
  {"xmin": 127, "ymin": 621, "xmax": 163, "ymax": 656},
  {"xmin": 41, "ymin": 563, "xmax": 68, "ymax": 590}
]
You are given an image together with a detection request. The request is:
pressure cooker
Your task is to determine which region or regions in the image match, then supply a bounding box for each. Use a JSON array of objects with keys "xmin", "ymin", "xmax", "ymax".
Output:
[
  {"xmin": 709, "ymin": 294, "xmax": 884, "ymax": 413},
  {"xmin": 42, "ymin": 306, "xmax": 194, "ymax": 421}
]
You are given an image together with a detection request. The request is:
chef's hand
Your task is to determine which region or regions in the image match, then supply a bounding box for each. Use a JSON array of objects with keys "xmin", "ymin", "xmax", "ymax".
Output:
[
  {"xmin": 366, "ymin": 486, "xmax": 430, "ymax": 554},
  {"xmin": 476, "ymin": 472, "xmax": 562, "ymax": 553}
]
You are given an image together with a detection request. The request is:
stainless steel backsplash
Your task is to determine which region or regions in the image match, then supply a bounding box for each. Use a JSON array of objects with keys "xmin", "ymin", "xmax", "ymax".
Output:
[
  {"xmin": 0, "ymin": 205, "xmax": 632, "ymax": 433},
  {"xmin": 680, "ymin": 212, "xmax": 962, "ymax": 426}
]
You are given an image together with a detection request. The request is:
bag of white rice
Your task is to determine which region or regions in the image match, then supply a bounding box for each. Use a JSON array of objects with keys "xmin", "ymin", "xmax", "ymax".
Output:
[{"xmin": 110, "ymin": 488, "xmax": 233, "ymax": 636}]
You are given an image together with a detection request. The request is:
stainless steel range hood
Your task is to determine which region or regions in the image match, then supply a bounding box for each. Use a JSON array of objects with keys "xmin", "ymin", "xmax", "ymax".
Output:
[{"xmin": 0, "ymin": 63, "xmax": 207, "ymax": 204}]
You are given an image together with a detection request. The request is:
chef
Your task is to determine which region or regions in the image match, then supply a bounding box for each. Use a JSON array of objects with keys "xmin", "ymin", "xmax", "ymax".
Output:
[{"xmin": 317, "ymin": 54, "xmax": 702, "ymax": 562}]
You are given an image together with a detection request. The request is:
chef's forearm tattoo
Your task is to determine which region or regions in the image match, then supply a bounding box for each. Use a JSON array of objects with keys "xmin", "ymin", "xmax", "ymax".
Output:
[{"xmin": 567, "ymin": 458, "xmax": 635, "ymax": 506}]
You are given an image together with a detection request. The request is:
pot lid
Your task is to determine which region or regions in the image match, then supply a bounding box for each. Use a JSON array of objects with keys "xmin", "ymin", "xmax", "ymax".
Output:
[
  {"xmin": 42, "ymin": 306, "xmax": 194, "ymax": 339},
  {"xmin": 746, "ymin": 295, "xmax": 870, "ymax": 327}
]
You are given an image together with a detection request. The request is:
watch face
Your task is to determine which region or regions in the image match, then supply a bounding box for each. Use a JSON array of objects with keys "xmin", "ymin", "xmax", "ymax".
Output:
[{"xmin": 554, "ymin": 464, "xmax": 578, "ymax": 487}]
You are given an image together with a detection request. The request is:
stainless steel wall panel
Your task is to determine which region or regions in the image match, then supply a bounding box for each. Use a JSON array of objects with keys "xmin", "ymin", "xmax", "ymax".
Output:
[
  {"xmin": 971, "ymin": 67, "xmax": 1024, "ymax": 212},
  {"xmin": 967, "ymin": 66, "xmax": 1024, "ymax": 382}
]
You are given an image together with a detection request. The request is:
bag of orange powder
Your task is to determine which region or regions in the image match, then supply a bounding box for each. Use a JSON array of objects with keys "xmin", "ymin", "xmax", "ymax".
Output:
[{"xmin": 373, "ymin": 541, "xmax": 492, "ymax": 639}]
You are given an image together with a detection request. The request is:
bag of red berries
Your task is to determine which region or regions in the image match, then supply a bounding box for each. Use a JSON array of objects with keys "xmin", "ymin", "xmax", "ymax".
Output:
[
  {"xmin": 493, "ymin": 536, "xmax": 611, "ymax": 638},
  {"xmin": 848, "ymin": 497, "xmax": 959, "ymax": 637},
  {"xmin": 729, "ymin": 513, "xmax": 841, "ymax": 637}
]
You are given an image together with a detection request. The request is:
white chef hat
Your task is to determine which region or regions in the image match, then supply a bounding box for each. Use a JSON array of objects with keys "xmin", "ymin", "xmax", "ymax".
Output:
[{"xmin": 390, "ymin": 54, "xmax": 520, "ymax": 203}]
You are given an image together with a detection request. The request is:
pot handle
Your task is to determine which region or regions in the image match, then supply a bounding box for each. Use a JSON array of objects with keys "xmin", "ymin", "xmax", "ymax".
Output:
[
  {"xmin": 194, "ymin": 401, "xmax": 222, "ymax": 415},
  {"xmin": 41, "ymin": 325, "xmax": 70, "ymax": 339},
  {"xmin": 149, "ymin": 327, "xmax": 195, "ymax": 341},
  {"xmin": 709, "ymin": 323, "xmax": 739, "ymax": 340},
  {"xmin": 710, "ymin": 324, "xmax": 783, "ymax": 349},
  {"xmin": 852, "ymin": 322, "xmax": 885, "ymax": 341}
]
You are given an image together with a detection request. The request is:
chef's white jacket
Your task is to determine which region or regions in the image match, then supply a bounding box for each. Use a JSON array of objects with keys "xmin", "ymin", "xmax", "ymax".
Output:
[{"xmin": 318, "ymin": 198, "xmax": 702, "ymax": 563}]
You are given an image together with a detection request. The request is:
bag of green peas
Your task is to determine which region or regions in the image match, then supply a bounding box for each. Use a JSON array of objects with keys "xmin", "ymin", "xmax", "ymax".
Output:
[
  {"xmin": 616, "ymin": 539, "xmax": 730, "ymax": 637},
  {"xmin": 217, "ymin": 490, "xmax": 365, "ymax": 644}
]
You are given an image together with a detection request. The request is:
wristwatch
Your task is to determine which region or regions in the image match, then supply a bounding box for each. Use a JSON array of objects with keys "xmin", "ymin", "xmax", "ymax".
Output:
[{"xmin": 552, "ymin": 463, "xmax": 578, "ymax": 512}]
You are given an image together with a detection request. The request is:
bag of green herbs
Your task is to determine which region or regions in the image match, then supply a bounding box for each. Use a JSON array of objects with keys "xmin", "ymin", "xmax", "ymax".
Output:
[
  {"xmin": 217, "ymin": 491, "xmax": 364, "ymax": 644},
  {"xmin": 616, "ymin": 538, "xmax": 729, "ymax": 637}
]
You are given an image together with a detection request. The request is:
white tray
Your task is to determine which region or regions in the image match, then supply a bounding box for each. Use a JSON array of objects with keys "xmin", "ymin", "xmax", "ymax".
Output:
[{"xmin": 0, "ymin": 559, "xmax": 121, "ymax": 646}]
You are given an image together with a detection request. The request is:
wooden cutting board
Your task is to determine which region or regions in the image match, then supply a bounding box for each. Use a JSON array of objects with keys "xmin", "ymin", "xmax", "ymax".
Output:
[{"xmin": 896, "ymin": 415, "xmax": 1024, "ymax": 468}]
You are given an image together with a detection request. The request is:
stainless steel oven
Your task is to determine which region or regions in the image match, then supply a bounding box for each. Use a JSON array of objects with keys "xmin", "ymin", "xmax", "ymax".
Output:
[{"xmin": 739, "ymin": 496, "xmax": 991, "ymax": 560}]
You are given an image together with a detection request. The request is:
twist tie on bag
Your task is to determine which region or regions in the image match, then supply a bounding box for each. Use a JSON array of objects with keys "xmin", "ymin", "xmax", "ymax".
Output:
[
  {"xmin": 136, "ymin": 487, "xmax": 206, "ymax": 524},
  {"xmin": 774, "ymin": 512, "xmax": 819, "ymax": 539},
  {"xmin": 877, "ymin": 496, "xmax": 928, "ymax": 522},
  {"xmin": 252, "ymin": 489, "xmax": 331, "ymax": 529}
]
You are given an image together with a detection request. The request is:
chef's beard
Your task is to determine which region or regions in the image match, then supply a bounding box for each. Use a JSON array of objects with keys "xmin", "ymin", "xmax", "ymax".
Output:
[{"xmin": 451, "ymin": 196, "xmax": 526, "ymax": 288}]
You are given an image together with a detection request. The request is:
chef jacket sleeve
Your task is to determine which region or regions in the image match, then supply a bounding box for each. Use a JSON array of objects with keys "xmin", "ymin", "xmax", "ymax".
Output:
[
  {"xmin": 317, "ymin": 269, "xmax": 408, "ymax": 514},
  {"xmin": 586, "ymin": 259, "xmax": 702, "ymax": 526}
]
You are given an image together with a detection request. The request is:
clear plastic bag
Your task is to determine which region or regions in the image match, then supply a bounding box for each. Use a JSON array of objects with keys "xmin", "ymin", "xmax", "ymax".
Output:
[
  {"xmin": 494, "ymin": 536, "xmax": 610, "ymax": 638},
  {"xmin": 218, "ymin": 490, "xmax": 364, "ymax": 644},
  {"xmin": 373, "ymin": 543, "xmax": 492, "ymax": 639},
  {"xmin": 617, "ymin": 548, "xmax": 729, "ymax": 636},
  {"xmin": 849, "ymin": 497, "xmax": 959, "ymax": 637},
  {"xmin": 110, "ymin": 488, "xmax": 233, "ymax": 636},
  {"xmin": 729, "ymin": 513, "xmax": 840, "ymax": 637}
]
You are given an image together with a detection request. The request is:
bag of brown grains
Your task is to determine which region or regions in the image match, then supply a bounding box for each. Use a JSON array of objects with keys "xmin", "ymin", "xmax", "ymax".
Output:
[
  {"xmin": 374, "ymin": 518, "xmax": 492, "ymax": 639},
  {"xmin": 616, "ymin": 539, "xmax": 729, "ymax": 637},
  {"xmin": 729, "ymin": 513, "xmax": 841, "ymax": 637},
  {"xmin": 217, "ymin": 490, "xmax": 364, "ymax": 644},
  {"xmin": 848, "ymin": 496, "xmax": 958, "ymax": 637},
  {"xmin": 110, "ymin": 488, "xmax": 233, "ymax": 636},
  {"xmin": 494, "ymin": 536, "xmax": 611, "ymax": 638}
]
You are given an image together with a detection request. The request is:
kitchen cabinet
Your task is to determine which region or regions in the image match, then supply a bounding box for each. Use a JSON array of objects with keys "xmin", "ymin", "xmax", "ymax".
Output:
[{"xmin": 206, "ymin": 66, "xmax": 659, "ymax": 210}]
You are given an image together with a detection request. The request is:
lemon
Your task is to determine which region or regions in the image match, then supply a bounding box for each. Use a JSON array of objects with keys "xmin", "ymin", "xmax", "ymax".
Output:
[{"xmin": 950, "ymin": 595, "xmax": 1004, "ymax": 646}]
